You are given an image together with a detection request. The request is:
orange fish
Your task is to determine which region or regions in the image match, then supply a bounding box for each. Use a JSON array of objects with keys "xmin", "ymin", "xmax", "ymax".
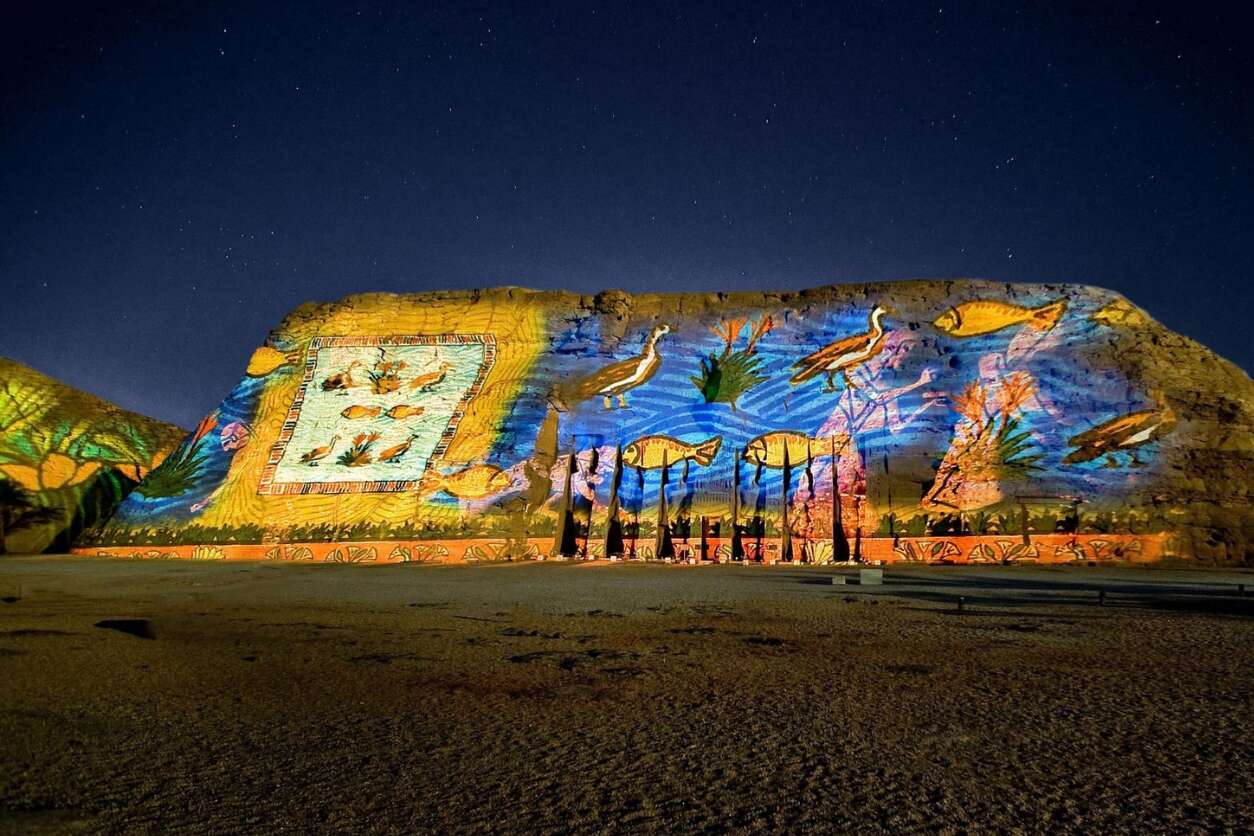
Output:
[
  {"xmin": 742, "ymin": 432, "xmax": 845, "ymax": 468},
  {"xmin": 385, "ymin": 404, "xmax": 425, "ymax": 420},
  {"xmin": 422, "ymin": 464, "xmax": 513, "ymax": 499},
  {"xmin": 1090, "ymin": 297, "xmax": 1148, "ymax": 329},
  {"xmin": 932, "ymin": 299, "xmax": 1067, "ymax": 338},
  {"xmin": 341, "ymin": 405, "xmax": 382, "ymax": 420},
  {"xmin": 621, "ymin": 435, "xmax": 722, "ymax": 469},
  {"xmin": 1063, "ymin": 394, "xmax": 1175, "ymax": 466}
]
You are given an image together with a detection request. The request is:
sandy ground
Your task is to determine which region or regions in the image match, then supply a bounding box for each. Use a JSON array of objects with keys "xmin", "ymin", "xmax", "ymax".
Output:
[{"xmin": 0, "ymin": 558, "xmax": 1250, "ymax": 835}]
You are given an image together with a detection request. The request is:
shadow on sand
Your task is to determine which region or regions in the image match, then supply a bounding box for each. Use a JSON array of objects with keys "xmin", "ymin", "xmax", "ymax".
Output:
[{"xmin": 776, "ymin": 568, "xmax": 1254, "ymax": 617}]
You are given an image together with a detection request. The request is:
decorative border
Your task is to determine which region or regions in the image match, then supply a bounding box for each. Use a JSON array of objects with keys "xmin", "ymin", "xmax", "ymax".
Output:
[
  {"xmin": 73, "ymin": 539, "xmax": 554, "ymax": 564},
  {"xmin": 256, "ymin": 334, "xmax": 497, "ymax": 495},
  {"xmin": 71, "ymin": 533, "xmax": 1170, "ymax": 564}
]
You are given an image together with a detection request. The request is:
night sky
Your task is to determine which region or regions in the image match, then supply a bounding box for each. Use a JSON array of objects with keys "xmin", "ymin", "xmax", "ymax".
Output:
[{"xmin": 2, "ymin": 2, "xmax": 1251, "ymax": 429}]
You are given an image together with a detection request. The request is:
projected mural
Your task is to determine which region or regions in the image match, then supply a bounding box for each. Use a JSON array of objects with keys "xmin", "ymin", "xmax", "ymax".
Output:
[
  {"xmin": 0, "ymin": 358, "xmax": 185, "ymax": 554},
  {"xmin": 259, "ymin": 335, "xmax": 496, "ymax": 494},
  {"xmin": 81, "ymin": 282, "xmax": 1205, "ymax": 564}
]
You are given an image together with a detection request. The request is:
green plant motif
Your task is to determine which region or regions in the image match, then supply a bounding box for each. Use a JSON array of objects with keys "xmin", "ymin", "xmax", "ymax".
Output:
[
  {"xmin": 994, "ymin": 415, "xmax": 1044, "ymax": 476},
  {"xmin": 337, "ymin": 432, "xmax": 381, "ymax": 467},
  {"xmin": 968, "ymin": 510, "xmax": 992, "ymax": 535},
  {"xmin": 136, "ymin": 413, "xmax": 218, "ymax": 499},
  {"xmin": 948, "ymin": 375, "xmax": 1044, "ymax": 478},
  {"xmin": 690, "ymin": 315, "xmax": 774, "ymax": 409},
  {"xmin": 366, "ymin": 355, "xmax": 406, "ymax": 395},
  {"xmin": 86, "ymin": 419, "xmax": 173, "ymax": 481},
  {"xmin": 325, "ymin": 545, "xmax": 378, "ymax": 563},
  {"xmin": 81, "ymin": 511, "xmax": 568, "ymax": 547}
]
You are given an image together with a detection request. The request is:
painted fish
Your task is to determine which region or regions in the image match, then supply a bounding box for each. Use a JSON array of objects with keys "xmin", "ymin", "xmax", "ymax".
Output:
[
  {"xmin": 423, "ymin": 464, "xmax": 514, "ymax": 499},
  {"xmin": 245, "ymin": 346, "xmax": 293, "ymax": 377},
  {"xmin": 1090, "ymin": 297, "xmax": 1148, "ymax": 329},
  {"xmin": 621, "ymin": 435, "xmax": 722, "ymax": 469},
  {"xmin": 385, "ymin": 404, "xmax": 425, "ymax": 420},
  {"xmin": 742, "ymin": 432, "xmax": 846, "ymax": 468},
  {"xmin": 932, "ymin": 299, "xmax": 1067, "ymax": 338},
  {"xmin": 341, "ymin": 405, "xmax": 382, "ymax": 420}
]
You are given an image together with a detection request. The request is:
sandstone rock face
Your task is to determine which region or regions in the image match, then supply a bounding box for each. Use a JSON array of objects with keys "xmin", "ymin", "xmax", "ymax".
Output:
[
  {"xmin": 87, "ymin": 281, "xmax": 1253, "ymax": 565},
  {"xmin": 0, "ymin": 358, "xmax": 186, "ymax": 554}
]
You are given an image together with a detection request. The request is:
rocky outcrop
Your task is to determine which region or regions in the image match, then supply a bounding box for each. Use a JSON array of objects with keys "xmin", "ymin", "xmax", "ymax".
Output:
[
  {"xmin": 88, "ymin": 280, "xmax": 1252, "ymax": 564},
  {"xmin": 1098, "ymin": 319, "xmax": 1254, "ymax": 563},
  {"xmin": 0, "ymin": 358, "xmax": 185, "ymax": 554}
]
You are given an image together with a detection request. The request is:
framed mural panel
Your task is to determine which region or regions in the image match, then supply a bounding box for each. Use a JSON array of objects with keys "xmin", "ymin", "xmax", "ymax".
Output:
[{"xmin": 257, "ymin": 335, "xmax": 496, "ymax": 495}]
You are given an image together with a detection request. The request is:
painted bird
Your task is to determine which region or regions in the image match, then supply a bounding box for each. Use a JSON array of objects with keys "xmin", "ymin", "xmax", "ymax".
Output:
[
  {"xmin": 1063, "ymin": 394, "xmax": 1176, "ymax": 467},
  {"xmin": 321, "ymin": 361, "xmax": 363, "ymax": 392},
  {"xmin": 789, "ymin": 305, "xmax": 890, "ymax": 390},
  {"xmin": 551, "ymin": 323, "xmax": 671, "ymax": 410},
  {"xmin": 377, "ymin": 435, "xmax": 419, "ymax": 463},
  {"xmin": 300, "ymin": 435, "xmax": 341, "ymax": 466},
  {"xmin": 408, "ymin": 362, "xmax": 453, "ymax": 391}
]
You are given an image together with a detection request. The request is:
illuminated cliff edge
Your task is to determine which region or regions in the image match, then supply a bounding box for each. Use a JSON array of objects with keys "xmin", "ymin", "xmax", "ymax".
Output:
[
  {"xmin": 0, "ymin": 357, "xmax": 185, "ymax": 554},
  {"xmin": 79, "ymin": 281, "xmax": 1254, "ymax": 565}
]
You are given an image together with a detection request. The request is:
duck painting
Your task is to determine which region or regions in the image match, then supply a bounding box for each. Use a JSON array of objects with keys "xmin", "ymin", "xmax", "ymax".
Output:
[
  {"xmin": 299, "ymin": 435, "xmax": 341, "ymax": 466},
  {"xmin": 377, "ymin": 435, "xmax": 418, "ymax": 464},
  {"xmin": 552, "ymin": 324, "xmax": 670, "ymax": 410},
  {"xmin": 789, "ymin": 305, "xmax": 890, "ymax": 390},
  {"xmin": 1063, "ymin": 393, "xmax": 1176, "ymax": 467},
  {"xmin": 321, "ymin": 361, "xmax": 364, "ymax": 392},
  {"xmin": 408, "ymin": 362, "xmax": 453, "ymax": 391}
]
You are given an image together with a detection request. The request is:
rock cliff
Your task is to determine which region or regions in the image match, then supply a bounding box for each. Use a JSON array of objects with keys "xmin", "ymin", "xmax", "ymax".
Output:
[
  {"xmin": 86, "ymin": 280, "xmax": 1253, "ymax": 564},
  {"xmin": 0, "ymin": 358, "xmax": 185, "ymax": 554}
]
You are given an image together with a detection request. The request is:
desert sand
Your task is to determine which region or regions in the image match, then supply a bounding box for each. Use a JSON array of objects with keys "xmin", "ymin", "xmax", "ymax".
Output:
[{"xmin": 0, "ymin": 557, "xmax": 1250, "ymax": 834}]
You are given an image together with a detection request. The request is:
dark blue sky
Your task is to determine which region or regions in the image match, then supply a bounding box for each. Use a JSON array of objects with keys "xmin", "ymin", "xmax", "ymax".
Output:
[{"xmin": 2, "ymin": 1, "xmax": 1251, "ymax": 428}]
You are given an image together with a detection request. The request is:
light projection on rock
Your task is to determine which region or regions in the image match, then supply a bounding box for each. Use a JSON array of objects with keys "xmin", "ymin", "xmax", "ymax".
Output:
[
  {"xmin": 0, "ymin": 358, "xmax": 185, "ymax": 554},
  {"xmin": 259, "ymin": 335, "xmax": 496, "ymax": 494},
  {"xmin": 75, "ymin": 281, "xmax": 1254, "ymax": 565}
]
